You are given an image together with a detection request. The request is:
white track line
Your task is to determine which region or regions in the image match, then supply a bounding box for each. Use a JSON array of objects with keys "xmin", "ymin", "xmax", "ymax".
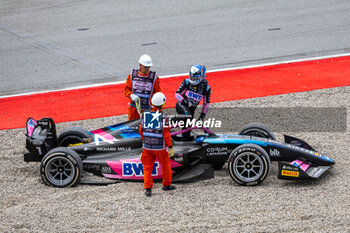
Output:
[{"xmin": 1, "ymin": 52, "xmax": 350, "ymax": 99}]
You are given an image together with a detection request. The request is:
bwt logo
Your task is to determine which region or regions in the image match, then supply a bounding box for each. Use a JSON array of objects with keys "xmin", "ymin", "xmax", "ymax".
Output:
[
  {"xmin": 187, "ymin": 91, "xmax": 202, "ymax": 101},
  {"xmin": 143, "ymin": 111, "xmax": 162, "ymax": 129},
  {"xmin": 122, "ymin": 162, "xmax": 159, "ymax": 176}
]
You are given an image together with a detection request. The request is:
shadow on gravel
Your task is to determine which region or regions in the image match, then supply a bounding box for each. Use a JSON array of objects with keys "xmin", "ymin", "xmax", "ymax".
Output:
[{"xmin": 18, "ymin": 163, "xmax": 40, "ymax": 179}]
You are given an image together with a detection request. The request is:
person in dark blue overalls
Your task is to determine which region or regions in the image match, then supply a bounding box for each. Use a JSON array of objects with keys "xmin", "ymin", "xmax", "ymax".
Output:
[{"xmin": 175, "ymin": 64, "xmax": 211, "ymax": 138}]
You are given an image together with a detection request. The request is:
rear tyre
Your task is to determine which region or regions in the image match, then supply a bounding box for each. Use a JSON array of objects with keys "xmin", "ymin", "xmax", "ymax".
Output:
[
  {"xmin": 40, "ymin": 147, "xmax": 83, "ymax": 188},
  {"xmin": 228, "ymin": 144, "xmax": 270, "ymax": 186},
  {"xmin": 58, "ymin": 126, "xmax": 92, "ymax": 147},
  {"xmin": 238, "ymin": 122, "xmax": 276, "ymax": 140}
]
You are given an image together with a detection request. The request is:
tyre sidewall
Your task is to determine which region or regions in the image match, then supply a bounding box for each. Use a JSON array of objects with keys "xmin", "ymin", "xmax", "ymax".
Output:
[
  {"xmin": 40, "ymin": 147, "xmax": 82, "ymax": 188},
  {"xmin": 228, "ymin": 144, "xmax": 270, "ymax": 186}
]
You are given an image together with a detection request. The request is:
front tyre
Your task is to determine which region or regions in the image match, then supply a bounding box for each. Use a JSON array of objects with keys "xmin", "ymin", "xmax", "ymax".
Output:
[
  {"xmin": 228, "ymin": 144, "xmax": 270, "ymax": 186},
  {"xmin": 40, "ymin": 147, "xmax": 83, "ymax": 188}
]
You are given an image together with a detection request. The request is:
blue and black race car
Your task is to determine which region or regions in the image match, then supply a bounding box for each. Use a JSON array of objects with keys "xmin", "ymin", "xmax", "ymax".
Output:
[{"xmin": 24, "ymin": 117, "xmax": 335, "ymax": 188}]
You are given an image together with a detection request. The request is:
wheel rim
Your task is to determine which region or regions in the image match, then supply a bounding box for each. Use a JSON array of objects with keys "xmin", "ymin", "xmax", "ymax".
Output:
[
  {"xmin": 233, "ymin": 152, "xmax": 264, "ymax": 182},
  {"xmin": 242, "ymin": 129, "xmax": 271, "ymax": 139},
  {"xmin": 45, "ymin": 156, "xmax": 76, "ymax": 186}
]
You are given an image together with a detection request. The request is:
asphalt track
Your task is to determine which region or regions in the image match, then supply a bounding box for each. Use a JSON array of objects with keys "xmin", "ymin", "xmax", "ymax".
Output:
[{"xmin": 1, "ymin": 0, "xmax": 350, "ymax": 96}]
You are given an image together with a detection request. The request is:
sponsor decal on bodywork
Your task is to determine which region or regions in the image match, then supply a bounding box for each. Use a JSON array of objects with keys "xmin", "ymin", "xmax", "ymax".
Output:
[
  {"xmin": 96, "ymin": 147, "xmax": 131, "ymax": 152},
  {"xmin": 290, "ymin": 160, "xmax": 310, "ymax": 172},
  {"xmin": 281, "ymin": 170, "xmax": 299, "ymax": 177},
  {"xmin": 101, "ymin": 166, "xmax": 112, "ymax": 174},
  {"xmin": 96, "ymin": 146, "xmax": 117, "ymax": 152},
  {"xmin": 174, "ymin": 157, "xmax": 183, "ymax": 162},
  {"xmin": 107, "ymin": 124, "xmax": 140, "ymax": 138},
  {"xmin": 282, "ymin": 165, "xmax": 299, "ymax": 171},
  {"xmin": 269, "ymin": 149, "xmax": 281, "ymax": 157},
  {"xmin": 285, "ymin": 143, "xmax": 333, "ymax": 162},
  {"xmin": 90, "ymin": 129, "xmax": 120, "ymax": 145},
  {"xmin": 83, "ymin": 164, "xmax": 100, "ymax": 171},
  {"xmin": 206, "ymin": 147, "xmax": 228, "ymax": 156},
  {"xmin": 104, "ymin": 158, "xmax": 182, "ymax": 180},
  {"xmin": 123, "ymin": 162, "xmax": 159, "ymax": 177},
  {"xmin": 174, "ymin": 153, "xmax": 184, "ymax": 162}
]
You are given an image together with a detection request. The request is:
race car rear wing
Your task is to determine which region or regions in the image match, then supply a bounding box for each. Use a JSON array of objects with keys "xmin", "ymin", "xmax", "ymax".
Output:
[{"xmin": 24, "ymin": 117, "xmax": 58, "ymax": 162}]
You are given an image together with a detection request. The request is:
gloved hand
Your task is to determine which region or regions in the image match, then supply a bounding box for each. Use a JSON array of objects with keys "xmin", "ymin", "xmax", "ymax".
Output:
[
  {"xmin": 182, "ymin": 99, "xmax": 189, "ymax": 107},
  {"xmin": 198, "ymin": 113, "xmax": 205, "ymax": 122},
  {"xmin": 168, "ymin": 147, "xmax": 174, "ymax": 157},
  {"xmin": 130, "ymin": 94, "xmax": 140, "ymax": 102}
]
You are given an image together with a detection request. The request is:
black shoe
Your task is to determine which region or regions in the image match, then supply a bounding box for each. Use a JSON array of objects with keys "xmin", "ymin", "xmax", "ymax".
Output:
[
  {"xmin": 145, "ymin": 188, "xmax": 152, "ymax": 196},
  {"xmin": 162, "ymin": 185, "xmax": 176, "ymax": 191}
]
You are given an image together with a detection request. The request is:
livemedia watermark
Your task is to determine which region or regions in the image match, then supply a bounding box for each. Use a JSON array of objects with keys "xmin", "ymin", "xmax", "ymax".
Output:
[
  {"xmin": 163, "ymin": 107, "xmax": 347, "ymax": 132},
  {"xmin": 143, "ymin": 111, "xmax": 222, "ymax": 129}
]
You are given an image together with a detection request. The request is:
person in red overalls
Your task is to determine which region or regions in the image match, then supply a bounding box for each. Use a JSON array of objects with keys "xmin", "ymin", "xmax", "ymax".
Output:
[
  {"xmin": 124, "ymin": 54, "xmax": 161, "ymax": 120},
  {"xmin": 139, "ymin": 92, "xmax": 175, "ymax": 197}
]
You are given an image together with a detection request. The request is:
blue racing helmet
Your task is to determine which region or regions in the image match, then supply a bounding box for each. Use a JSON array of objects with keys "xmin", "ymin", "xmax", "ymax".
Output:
[{"xmin": 189, "ymin": 64, "xmax": 206, "ymax": 85}]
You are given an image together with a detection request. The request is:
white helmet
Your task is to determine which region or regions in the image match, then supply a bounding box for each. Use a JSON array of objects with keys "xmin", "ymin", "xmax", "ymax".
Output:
[
  {"xmin": 189, "ymin": 64, "xmax": 206, "ymax": 85},
  {"xmin": 139, "ymin": 54, "xmax": 153, "ymax": 67},
  {"xmin": 151, "ymin": 92, "xmax": 166, "ymax": 107}
]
